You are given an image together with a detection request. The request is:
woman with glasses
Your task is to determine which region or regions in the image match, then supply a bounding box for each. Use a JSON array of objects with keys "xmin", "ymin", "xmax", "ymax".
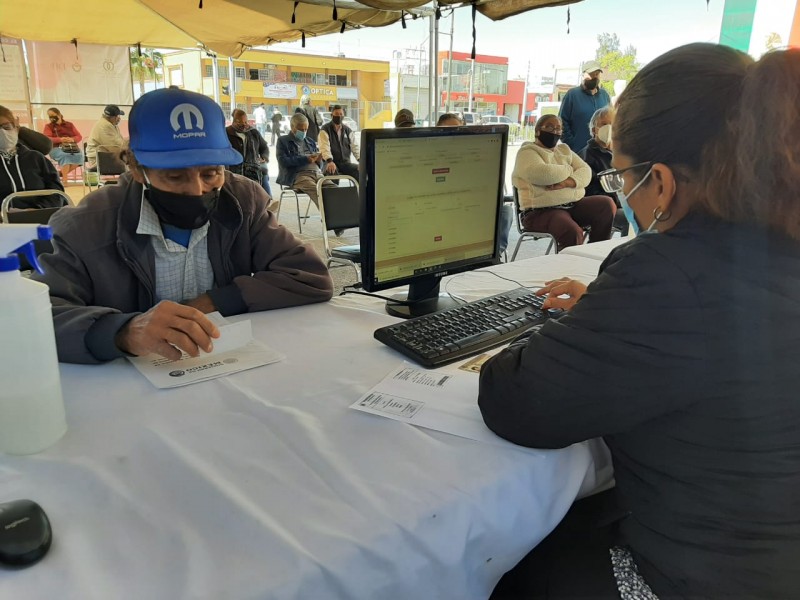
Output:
[
  {"xmin": 42, "ymin": 107, "xmax": 84, "ymax": 181},
  {"xmin": 481, "ymin": 44, "xmax": 800, "ymax": 598},
  {"xmin": 511, "ymin": 113, "xmax": 616, "ymax": 251},
  {"xmin": 0, "ymin": 105, "xmax": 64, "ymax": 213}
]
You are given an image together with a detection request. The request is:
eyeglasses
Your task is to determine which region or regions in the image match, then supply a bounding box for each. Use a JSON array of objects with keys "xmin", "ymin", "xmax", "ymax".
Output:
[
  {"xmin": 0, "ymin": 123, "xmax": 15, "ymax": 131},
  {"xmin": 598, "ymin": 161, "xmax": 653, "ymax": 193},
  {"xmin": 539, "ymin": 124, "xmax": 563, "ymax": 135}
]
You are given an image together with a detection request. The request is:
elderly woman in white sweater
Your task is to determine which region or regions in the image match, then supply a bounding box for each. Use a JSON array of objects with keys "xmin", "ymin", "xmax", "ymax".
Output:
[{"xmin": 512, "ymin": 114, "xmax": 615, "ymax": 250}]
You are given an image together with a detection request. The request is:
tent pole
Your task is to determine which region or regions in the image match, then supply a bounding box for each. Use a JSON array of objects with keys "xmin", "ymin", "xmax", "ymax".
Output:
[
  {"xmin": 211, "ymin": 53, "xmax": 220, "ymax": 107},
  {"xmin": 431, "ymin": 13, "xmax": 438, "ymax": 121},
  {"xmin": 446, "ymin": 11, "xmax": 454, "ymax": 112},
  {"xmin": 229, "ymin": 56, "xmax": 236, "ymax": 114}
]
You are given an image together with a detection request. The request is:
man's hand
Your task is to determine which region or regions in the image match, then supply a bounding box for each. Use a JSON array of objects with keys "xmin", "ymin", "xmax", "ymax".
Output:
[
  {"xmin": 114, "ymin": 301, "xmax": 220, "ymax": 361},
  {"xmin": 324, "ymin": 161, "xmax": 337, "ymax": 174},
  {"xmin": 545, "ymin": 177, "xmax": 577, "ymax": 191},
  {"xmin": 535, "ymin": 277, "xmax": 588, "ymax": 312},
  {"xmin": 307, "ymin": 153, "xmax": 321, "ymax": 163}
]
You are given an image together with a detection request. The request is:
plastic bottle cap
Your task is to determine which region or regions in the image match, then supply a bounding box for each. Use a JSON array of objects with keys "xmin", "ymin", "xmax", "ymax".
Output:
[{"xmin": 0, "ymin": 255, "xmax": 21, "ymax": 272}]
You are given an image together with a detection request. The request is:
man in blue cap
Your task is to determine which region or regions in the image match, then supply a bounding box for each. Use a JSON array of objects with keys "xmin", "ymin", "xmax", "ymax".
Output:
[{"xmin": 35, "ymin": 88, "xmax": 333, "ymax": 364}]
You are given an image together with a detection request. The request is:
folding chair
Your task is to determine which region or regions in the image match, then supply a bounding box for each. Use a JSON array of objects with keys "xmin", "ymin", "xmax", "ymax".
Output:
[
  {"xmin": 1, "ymin": 190, "xmax": 74, "ymax": 269},
  {"xmin": 95, "ymin": 150, "xmax": 126, "ymax": 187},
  {"xmin": 1, "ymin": 190, "xmax": 73, "ymax": 224},
  {"xmin": 509, "ymin": 187, "xmax": 557, "ymax": 261},
  {"xmin": 277, "ymin": 185, "xmax": 314, "ymax": 233},
  {"xmin": 316, "ymin": 175, "xmax": 360, "ymax": 281}
]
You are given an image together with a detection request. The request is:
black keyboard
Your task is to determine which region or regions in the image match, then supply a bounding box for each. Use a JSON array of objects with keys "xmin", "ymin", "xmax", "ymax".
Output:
[{"xmin": 374, "ymin": 287, "xmax": 560, "ymax": 368}]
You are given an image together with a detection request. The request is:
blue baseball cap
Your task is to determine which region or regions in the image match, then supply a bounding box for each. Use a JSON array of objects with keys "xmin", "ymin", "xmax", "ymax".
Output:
[{"xmin": 129, "ymin": 88, "xmax": 242, "ymax": 169}]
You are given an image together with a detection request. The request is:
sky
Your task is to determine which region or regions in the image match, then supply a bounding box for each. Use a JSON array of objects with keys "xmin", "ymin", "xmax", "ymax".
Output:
[{"xmin": 269, "ymin": 0, "xmax": 796, "ymax": 84}]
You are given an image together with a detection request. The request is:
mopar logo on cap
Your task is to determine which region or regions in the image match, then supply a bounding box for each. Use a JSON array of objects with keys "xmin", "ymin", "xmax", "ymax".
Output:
[{"xmin": 170, "ymin": 103, "xmax": 206, "ymax": 139}]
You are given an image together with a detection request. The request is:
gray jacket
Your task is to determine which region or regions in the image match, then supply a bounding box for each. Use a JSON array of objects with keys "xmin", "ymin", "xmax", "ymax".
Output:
[{"xmin": 34, "ymin": 172, "xmax": 333, "ymax": 364}]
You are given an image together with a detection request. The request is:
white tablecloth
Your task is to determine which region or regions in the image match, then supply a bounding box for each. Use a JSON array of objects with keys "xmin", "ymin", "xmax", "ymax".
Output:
[
  {"xmin": 559, "ymin": 236, "xmax": 632, "ymax": 261},
  {"xmin": 0, "ymin": 254, "xmax": 611, "ymax": 600}
]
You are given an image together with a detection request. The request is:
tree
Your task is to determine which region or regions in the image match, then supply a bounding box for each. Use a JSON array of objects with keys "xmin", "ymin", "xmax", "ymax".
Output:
[
  {"xmin": 594, "ymin": 33, "xmax": 639, "ymax": 96},
  {"xmin": 765, "ymin": 32, "xmax": 783, "ymax": 52},
  {"xmin": 130, "ymin": 48, "xmax": 164, "ymax": 98}
]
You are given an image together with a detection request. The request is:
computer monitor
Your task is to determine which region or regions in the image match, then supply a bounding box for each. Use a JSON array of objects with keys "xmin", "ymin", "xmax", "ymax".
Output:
[{"xmin": 359, "ymin": 124, "xmax": 509, "ymax": 318}]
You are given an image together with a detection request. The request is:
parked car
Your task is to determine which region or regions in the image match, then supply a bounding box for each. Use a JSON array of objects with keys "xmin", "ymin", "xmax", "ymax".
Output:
[
  {"xmin": 320, "ymin": 111, "xmax": 332, "ymax": 125},
  {"xmin": 279, "ymin": 115, "xmax": 292, "ymax": 134},
  {"xmin": 480, "ymin": 115, "xmax": 515, "ymax": 126},
  {"xmin": 461, "ymin": 112, "xmax": 481, "ymax": 125},
  {"xmin": 342, "ymin": 116, "xmax": 359, "ymax": 131}
]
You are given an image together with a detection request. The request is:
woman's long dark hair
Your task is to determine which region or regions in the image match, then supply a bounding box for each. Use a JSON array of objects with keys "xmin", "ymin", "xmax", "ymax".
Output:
[{"xmin": 702, "ymin": 48, "xmax": 800, "ymax": 239}]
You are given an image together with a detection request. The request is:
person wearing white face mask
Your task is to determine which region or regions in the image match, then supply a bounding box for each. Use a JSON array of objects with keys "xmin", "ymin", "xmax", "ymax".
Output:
[
  {"xmin": 579, "ymin": 106, "xmax": 629, "ymax": 235},
  {"xmin": 0, "ymin": 105, "xmax": 64, "ymax": 214}
]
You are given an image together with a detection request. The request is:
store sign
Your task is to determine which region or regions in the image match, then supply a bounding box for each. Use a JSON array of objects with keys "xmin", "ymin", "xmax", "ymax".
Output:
[
  {"xmin": 337, "ymin": 87, "xmax": 359, "ymax": 100},
  {"xmin": 264, "ymin": 83, "xmax": 298, "ymax": 99},
  {"xmin": 309, "ymin": 86, "xmax": 335, "ymax": 96}
]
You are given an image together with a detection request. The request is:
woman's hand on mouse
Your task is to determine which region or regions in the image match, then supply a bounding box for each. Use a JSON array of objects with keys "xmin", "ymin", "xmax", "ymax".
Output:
[{"xmin": 535, "ymin": 277, "xmax": 587, "ymax": 312}]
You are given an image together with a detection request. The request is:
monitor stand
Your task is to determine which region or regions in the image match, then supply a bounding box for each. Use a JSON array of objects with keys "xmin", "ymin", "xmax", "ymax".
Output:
[{"xmin": 385, "ymin": 277, "xmax": 461, "ymax": 319}]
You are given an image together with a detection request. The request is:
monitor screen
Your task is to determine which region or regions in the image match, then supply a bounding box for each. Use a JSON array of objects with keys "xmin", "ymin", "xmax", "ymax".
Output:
[{"xmin": 359, "ymin": 125, "xmax": 508, "ymax": 318}]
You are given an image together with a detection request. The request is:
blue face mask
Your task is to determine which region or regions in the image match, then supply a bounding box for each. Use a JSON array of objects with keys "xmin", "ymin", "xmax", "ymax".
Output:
[
  {"xmin": 618, "ymin": 167, "xmax": 657, "ymax": 235},
  {"xmin": 294, "ymin": 130, "xmax": 306, "ymax": 142}
]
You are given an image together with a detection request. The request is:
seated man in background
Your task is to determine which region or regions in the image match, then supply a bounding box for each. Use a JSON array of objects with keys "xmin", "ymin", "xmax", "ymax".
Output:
[
  {"xmin": 318, "ymin": 105, "xmax": 360, "ymax": 180},
  {"xmin": 225, "ymin": 108, "xmax": 274, "ymax": 204},
  {"xmin": 394, "ymin": 109, "xmax": 415, "ymax": 128},
  {"xmin": 33, "ymin": 88, "xmax": 333, "ymax": 365},
  {"xmin": 276, "ymin": 112, "xmax": 336, "ymax": 209},
  {"xmin": 512, "ymin": 114, "xmax": 615, "ymax": 251},
  {"xmin": 86, "ymin": 105, "xmax": 126, "ymax": 170},
  {"xmin": 436, "ymin": 113, "xmax": 463, "ymax": 127},
  {"xmin": 579, "ymin": 106, "xmax": 629, "ymax": 235}
]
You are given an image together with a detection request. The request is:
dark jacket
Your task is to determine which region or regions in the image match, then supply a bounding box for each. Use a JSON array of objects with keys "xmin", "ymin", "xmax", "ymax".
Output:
[
  {"xmin": 225, "ymin": 125, "xmax": 268, "ymax": 182},
  {"xmin": 319, "ymin": 121, "xmax": 354, "ymax": 167},
  {"xmin": 0, "ymin": 144, "xmax": 64, "ymax": 209},
  {"xmin": 299, "ymin": 104, "xmax": 323, "ymax": 142},
  {"xmin": 578, "ymin": 138, "xmax": 614, "ymax": 200},
  {"xmin": 558, "ymin": 85, "xmax": 611, "ymax": 151},
  {"xmin": 276, "ymin": 134, "xmax": 322, "ymax": 188},
  {"xmin": 33, "ymin": 172, "xmax": 333, "ymax": 364},
  {"xmin": 478, "ymin": 211, "xmax": 800, "ymax": 598}
]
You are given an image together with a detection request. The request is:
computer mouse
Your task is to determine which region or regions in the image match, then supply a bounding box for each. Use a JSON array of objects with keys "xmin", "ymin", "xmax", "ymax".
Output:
[{"xmin": 0, "ymin": 499, "xmax": 52, "ymax": 567}]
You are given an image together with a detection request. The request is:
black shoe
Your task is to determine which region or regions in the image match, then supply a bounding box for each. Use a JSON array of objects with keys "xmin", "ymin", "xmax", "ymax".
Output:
[{"xmin": 334, "ymin": 229, "xmax": 345, "ymax": 237}]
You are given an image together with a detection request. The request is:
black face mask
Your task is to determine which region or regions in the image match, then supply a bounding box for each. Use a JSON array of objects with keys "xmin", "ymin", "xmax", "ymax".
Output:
[
  {"xmin": 537, "ymin": 130, "xmax": 561, "ymax": 149},
  {"xmin": 49, "ymin": 116, "xmax": 59, "ymax": 123},
  {"xmin": 143, "ymin": 175, "xmax": 219, "ymax": 230},
  {"xmin": 584, "ymin": 78, "xmax": 599, "ymax": 90},
  {"xmin": 332, "ymin": 116, "xmax": 343, "ymax": 125}
]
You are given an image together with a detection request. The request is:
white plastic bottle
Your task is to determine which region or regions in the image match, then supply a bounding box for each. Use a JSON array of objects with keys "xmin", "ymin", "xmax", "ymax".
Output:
[{"xmin": 0, "ymin": 226, "xmax": 67, "ymax": 455}]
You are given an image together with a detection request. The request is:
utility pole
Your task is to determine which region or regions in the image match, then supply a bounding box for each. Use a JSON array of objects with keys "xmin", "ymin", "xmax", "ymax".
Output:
[
  {"xmin": 521, "ymin": 60, "xmax": 530, "ymax": 130},
  {"xmin": 467, "ymin": 58, "xmax": 475, "ymax": 112}
]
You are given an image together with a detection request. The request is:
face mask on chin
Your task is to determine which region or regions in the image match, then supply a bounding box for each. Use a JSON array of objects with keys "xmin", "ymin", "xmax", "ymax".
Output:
[{"xmin": 141, "ymin": 169, "xmax": 219, "ymax": 230}]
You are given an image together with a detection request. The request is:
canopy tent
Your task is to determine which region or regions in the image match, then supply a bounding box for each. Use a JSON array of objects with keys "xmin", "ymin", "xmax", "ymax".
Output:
[{"xmin": 1, "ymin": 1, "xmax": 582, "ymax": 58}]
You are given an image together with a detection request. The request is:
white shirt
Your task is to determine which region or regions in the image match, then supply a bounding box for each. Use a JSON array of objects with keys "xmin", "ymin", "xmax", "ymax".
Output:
[
  {"xmin": 136, "ymin": 197, "xmax": 215, "ymax": 303},
  {"xmin": 253, "ymin": 106, "xmax": 268, "ymax": 125}
]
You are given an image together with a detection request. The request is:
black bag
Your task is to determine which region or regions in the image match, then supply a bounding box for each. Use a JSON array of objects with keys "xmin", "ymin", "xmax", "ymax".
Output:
[{"xmin": 60, "ymin": 141, "xmax": 80, "ymax": 154}]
